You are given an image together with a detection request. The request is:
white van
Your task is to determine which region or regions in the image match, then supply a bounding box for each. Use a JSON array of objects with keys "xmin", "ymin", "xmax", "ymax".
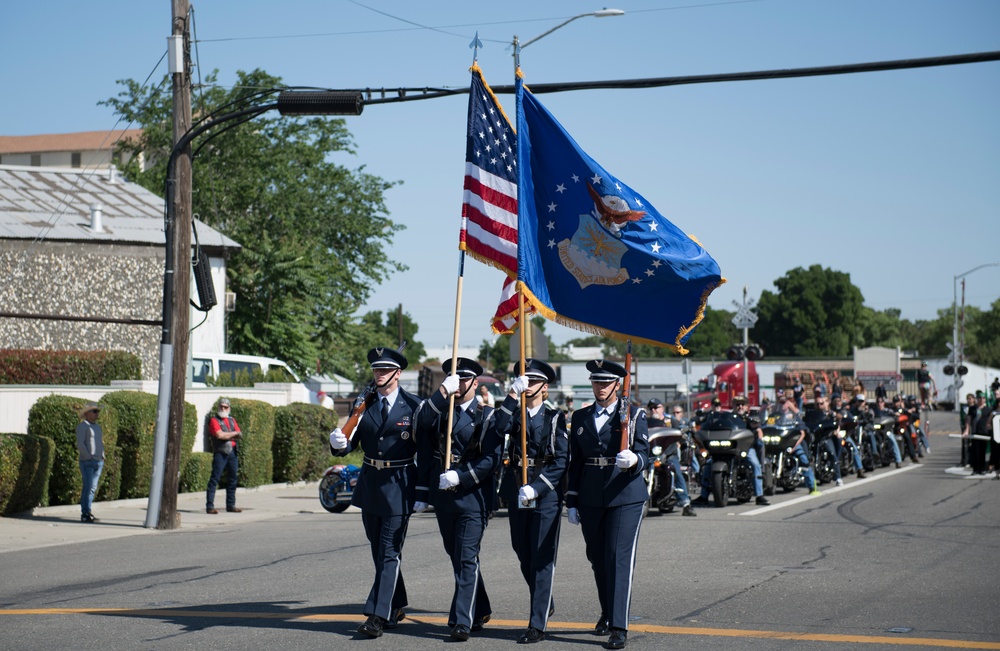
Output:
[{"xmin": 191, "ymin": 352, "xmax": 300, "ymax": 387}]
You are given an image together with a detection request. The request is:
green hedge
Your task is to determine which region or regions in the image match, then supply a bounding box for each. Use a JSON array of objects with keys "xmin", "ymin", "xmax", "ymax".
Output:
[
  {"xmin": 180, "ymin": 452, "xmax": 213, "ymax": 494},
  {"xmin": 272, "ymin": 403, "xmax": 338, "ymax": 483},
  {"xmin": 0, "ymin": 433, "xmax": 56, "ymax": 515},
  {"xmin": 97, "ymin": 391, "xmax": 197, "ymax": 499},
  {"xmin": 27, "ymin": 396, "xmax": 120, "ymax": 506},
  {"xmin": 0, "ymin": 349, "xmax": 141, "ymax": 384},
  {"xmin": 225, "ymin": 398, "xmax": 275, "ymax": 488}
]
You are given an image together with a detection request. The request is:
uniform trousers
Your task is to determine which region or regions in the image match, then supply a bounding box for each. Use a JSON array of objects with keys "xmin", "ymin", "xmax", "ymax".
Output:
[
  {"xmin": 361, "ymin": 511, "xmax": 409, "ymax": 619},
  {"xmin": 579, "ymin": 501, "xmax": 644, "ymax": 631},
  {"xmin": 435, "ymin": 509, "xmax": 491, "ymax": 628},
  {"xmin": 508, "ymin": 496, "xmax": 562, "ymax": 630}
]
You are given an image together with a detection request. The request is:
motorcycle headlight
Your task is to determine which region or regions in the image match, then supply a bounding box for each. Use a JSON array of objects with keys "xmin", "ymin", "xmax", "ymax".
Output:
[
  {"xmin": 873, "ymin": 424, "xmax": 881, "ymax": 430},
  {"xmin": 651, "ymin": 445, "xmax": 663, "ymax": 456},
  {"xmin": 764, "ymin": 436, "xmax": 781, "ymax": 444}
]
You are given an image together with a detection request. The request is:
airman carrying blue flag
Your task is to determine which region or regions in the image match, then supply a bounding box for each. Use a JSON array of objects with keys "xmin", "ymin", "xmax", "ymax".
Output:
[{"xmin": 514, "ymin": 77, "xmax": 724, "ymax": 353}]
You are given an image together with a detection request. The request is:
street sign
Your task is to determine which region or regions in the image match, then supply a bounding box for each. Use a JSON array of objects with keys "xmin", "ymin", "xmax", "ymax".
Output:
[{"xmin": 732, "ymin": 307, "xmax": 758, "ymax": 329}]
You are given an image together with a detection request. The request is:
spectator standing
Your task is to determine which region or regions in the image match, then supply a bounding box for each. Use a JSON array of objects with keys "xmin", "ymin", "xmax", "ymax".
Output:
[
  {"xmin": 76, "ymin": 402, "xmax": 105, "ymax": 523},
  {"xmin": 477, "ymin": 383, "xmax": 495, "ymax": 410},
  {"xmin": 206, "ymin": 397, "xmax": 242, "ymax": 515},
  {"xmin": 791, "ymin": 376, "xmax": 805, "ymax": 412},
  {"xmin": 966, "ymin": 391, "xmax": 991, "ymax": 475}
]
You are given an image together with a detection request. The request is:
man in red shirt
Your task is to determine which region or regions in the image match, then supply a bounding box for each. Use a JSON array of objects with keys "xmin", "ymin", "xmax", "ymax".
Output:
[{"xmin": 206, "ymin": 397, "xmax": 242, "ymax": 514}]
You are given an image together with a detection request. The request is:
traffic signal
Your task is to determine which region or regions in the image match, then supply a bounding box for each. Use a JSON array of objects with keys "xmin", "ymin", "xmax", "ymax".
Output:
[
  {"xmin": 726, "ymin": 344, "xmax": 764, "ymax": 361},
  {"xmin": 943, "ymin": 365, "xmax": 954, "ymax": 376},
  {"xmin": 745, "ymin": 344, "xmax": 765, "ymax": 361},
  {"xmin": 726, "ymin": 344, "xmax": 745, "ymax": 360}
]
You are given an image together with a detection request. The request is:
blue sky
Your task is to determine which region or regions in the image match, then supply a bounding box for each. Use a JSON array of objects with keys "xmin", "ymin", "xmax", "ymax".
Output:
[{"xmin": 3, "ymin": 0, "xmax": 998, "ymax": 351}]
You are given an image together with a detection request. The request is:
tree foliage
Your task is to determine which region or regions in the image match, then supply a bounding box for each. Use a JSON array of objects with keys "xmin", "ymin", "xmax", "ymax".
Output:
[
  {"xmin": 101, "ymin": 69, "xmax": 404, "ymax": 377},
  {"xmin": 755, "ymin": 265, "xmax": 864, "ymax": 357}
]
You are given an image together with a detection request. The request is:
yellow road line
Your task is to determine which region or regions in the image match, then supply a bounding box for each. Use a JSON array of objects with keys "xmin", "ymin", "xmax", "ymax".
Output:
[{"xmin": 1, "ymin": 608, "xmax": 997, "ymax": 648}]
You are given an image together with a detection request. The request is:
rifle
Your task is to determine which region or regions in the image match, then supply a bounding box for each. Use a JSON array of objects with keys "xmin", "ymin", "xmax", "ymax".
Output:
[
  {"xmin": 342, "ymin": 341, "xmax": 407, "ymax": 446},
  {"xmin": 619, "ymin": 341, "xmax": 633, "ymax": 452}
]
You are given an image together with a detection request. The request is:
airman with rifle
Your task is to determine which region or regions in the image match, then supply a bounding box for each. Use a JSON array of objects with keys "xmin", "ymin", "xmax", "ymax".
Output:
[
  {"xmin": 328, "ymin": 346, "xmax": 420, "ymax": 639},
  {"xmin": 566, "ymin": 357, "xmax": 648, "ymax": 650}
]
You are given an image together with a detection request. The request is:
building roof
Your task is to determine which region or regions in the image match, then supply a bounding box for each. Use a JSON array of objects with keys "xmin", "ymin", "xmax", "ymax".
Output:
[
  {"xmin": 0, "ymin": 164, "xmax": 239, "ymax": 249},
  {"xmin": 0, "ymin": 130, "xmax": 142, "ymax": 154}
]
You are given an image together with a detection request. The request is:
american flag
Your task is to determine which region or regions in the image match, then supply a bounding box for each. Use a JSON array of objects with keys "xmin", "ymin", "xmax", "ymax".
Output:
[
  {"xmin": 490, "ymin": 275, "xmax": 536, "ymax": 335},
  {"xmin": 460, "ymin": 64, "xmax": 518, "ymax": 277}
]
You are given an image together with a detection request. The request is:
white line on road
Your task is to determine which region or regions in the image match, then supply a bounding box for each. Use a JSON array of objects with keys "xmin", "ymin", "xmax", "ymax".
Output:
[{"xmin": 740, "ymin": 463, "xmax": 921, "ymax": 516}]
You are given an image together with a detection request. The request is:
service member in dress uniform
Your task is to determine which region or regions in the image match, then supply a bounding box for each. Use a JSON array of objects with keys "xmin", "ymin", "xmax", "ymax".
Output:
[
  {"xmin": 493, "ymin": 359, "xmax": 569, "ymax": 644},
  {"xmin": 566, "ymin": 360, "xmax": 649, "ymax": 650},
  {"xmin": 414, "ymin": 357, "xmax": 503, "ymax": 642},
  {"xmin": 329, "ymin": 347, "xmax": 421, "ymax": 638}
]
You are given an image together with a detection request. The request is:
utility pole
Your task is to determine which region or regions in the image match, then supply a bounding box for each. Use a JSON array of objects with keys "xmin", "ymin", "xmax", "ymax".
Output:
[{"xmin": 161, "ymin": 0, "xmax": 192, "ymax": 529}]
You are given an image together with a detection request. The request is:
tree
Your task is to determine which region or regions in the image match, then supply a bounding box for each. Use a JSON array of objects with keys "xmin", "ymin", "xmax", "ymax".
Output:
[
  {"xmin": 680, "ymin": 306, "xmax": 739, "ymax": 357},
  {"xmin": 479, "ymin": 335, "xmax": 511, "ymax": 376},
  {"xmin": 359, "ymin": 309, "xmax": 426, "ymax": 363},
  {"xmin": 969, "ymin": 299, "xmax": 1000, "ymax": 368},
  {"xmin": 855, "ymin": 307, "xmax": 904, "ymax": 349},
  {"xmin": 101, "ymin": 69, "xmax": 404, "ymax": 377},
  {"xmin": 754, "ymin": 265, "xmax": 864, "ymax": 357}
]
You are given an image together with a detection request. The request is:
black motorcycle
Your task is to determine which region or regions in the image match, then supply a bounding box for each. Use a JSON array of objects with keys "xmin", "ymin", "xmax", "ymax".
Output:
[
  {"xmin": 693, "ymin": 411, "xmax": 756, "ymax": 507},
  {"xmin": 803, "ymin": 410, "xmax": 839, "ymax": 485},
  {"xmin": 870, "ymin": 412, "xmax": 897, "ymax": 467},
  {"xmin": 760, "ymin": 414, "xmax": 806, "ymax": 495},
  {"xmin": 646, "ymin": 426, "xmax": 698, "ymax": 514}
]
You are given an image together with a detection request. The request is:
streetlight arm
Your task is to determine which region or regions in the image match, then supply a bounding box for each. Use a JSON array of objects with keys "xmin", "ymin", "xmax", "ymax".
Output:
[{"xmin": 520, "ymin": 8, "xmax": 624, "ymax": 49}]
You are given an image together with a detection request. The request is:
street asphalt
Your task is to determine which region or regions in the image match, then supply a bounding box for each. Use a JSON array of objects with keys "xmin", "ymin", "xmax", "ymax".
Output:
[{"xmin": 1, "ymin": 410, "xmax": 997, "ymax": 650}]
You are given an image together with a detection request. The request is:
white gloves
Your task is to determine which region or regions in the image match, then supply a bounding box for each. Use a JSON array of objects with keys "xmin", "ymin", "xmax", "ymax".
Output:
[
  {"xmin": 518, "ymin": 484, "xmax": 538, "ymax": 506},
  {"xmin": 510, "ymin": 375, "xmax": 530, "ymax": 395},
  {"xmin": 439, "ymin": 470, "xmax": 460, "ymax": 490},
  {"xmin": 567, "ymin": 507, "xmax": 580, "ymax": 525},
  {"xmin": 616, "ymin": 449, "xmax": 638, "ymax": 469},
  {"xmin": 413, "ymin": 501, "xmax": 429, "ymax": 513},
  {"xmin": 441, "ymin": 374, "xmax": 460, "ymax": 395},
  {"xmin": 329, "ymin": 428, "xmax": 347, "ymax": 450}
]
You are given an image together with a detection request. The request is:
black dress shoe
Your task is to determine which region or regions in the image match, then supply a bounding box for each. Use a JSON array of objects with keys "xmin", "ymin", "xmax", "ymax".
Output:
[
  {"xmin": 682, "ymin": 505, "xmax": 697, "ymax": 517},
  {"xmin": 358, "ymin": 615, "xmax": 384, "ymax": 638},
  {"xmin": 605, "ymin": 628, "xmax": 628, "ymax": 649},
  {"xmin": 594, "ymin": 617, "xmax": 610, "ymax": 636},
  {"xmin": 384, "ymin": 608, "xmax": 405, "ymax": 628},
  {"xmin": 451, "ymin": 624, "xmax": 471, "ymax": 641},
  {"xmin": 518, "ymin": 627, "xmax": 545, "ymax": 644},
  {"xmin": 471, "ymin": 614, "xmax": 490, "ymax": 632},
  {"xmin": 755, "ymin": 496, "xmax": 770, "ymax": 506}
]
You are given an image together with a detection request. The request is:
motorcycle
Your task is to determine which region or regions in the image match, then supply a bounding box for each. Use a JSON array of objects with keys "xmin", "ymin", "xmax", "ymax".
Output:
[
  {"xmin": 836, "ymin": 412, "xmax": 868, "ymax": 476},
  {"xmin": 803, "ymin": 410, "xmax": 839, "ymax": 485},
  {"xmin": 693, "ymin": 411, "xmax": 756, "ymax": 507},
  {"xmin": 760, "ymin": 414, "xmax": 806, "ymax": 495},
  {"xmin": 646, "ymin": 426, "xmax": 699, "ymax": 514},
  {"xmin": 318, "ymin": 463, "xmax": 360, "ymax": 513},
  {"xmin": 871, "ymin": 412, "xmax": 897, "ymax": 467}
]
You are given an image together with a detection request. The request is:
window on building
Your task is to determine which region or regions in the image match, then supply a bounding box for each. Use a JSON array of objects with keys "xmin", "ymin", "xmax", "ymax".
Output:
[
  {"xmin": 71, "ymin": 152, "xmax": 82, "ymax": 168},
  {"xmin": 30, "ymin": 154, "xmax": 41, "ymax": 167}
]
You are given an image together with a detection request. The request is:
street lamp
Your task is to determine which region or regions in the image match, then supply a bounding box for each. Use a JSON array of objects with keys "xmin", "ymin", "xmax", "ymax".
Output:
[
  {"xmin": 949, "ymin": 262, "xmax": 1000, "ymax": 412},
  {"xmin": 145, "ymin": 90, "xmax": 364, "ymax": 529},
  {"xmin": 512, "ymin": 8, "xmax": 625, "ymax": 67}
]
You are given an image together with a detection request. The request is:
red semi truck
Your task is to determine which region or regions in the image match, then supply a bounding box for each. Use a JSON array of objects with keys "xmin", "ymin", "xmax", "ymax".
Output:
[{"xmin": 686, "ymin": 361, "xmax": 760, "ymax": 411}]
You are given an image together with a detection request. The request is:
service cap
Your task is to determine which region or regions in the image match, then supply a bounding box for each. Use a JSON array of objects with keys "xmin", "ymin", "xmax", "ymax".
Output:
[
  {"xmin": 367, "ymin": 347, "xmax": 408, "ymax": 370},
  {"xmin": 442, "ymin": 357, "xmax": 483, "ymax": 379},
  {"xmin": 587, "ymin": 359, "xmax": 627, "ymax": 382}
]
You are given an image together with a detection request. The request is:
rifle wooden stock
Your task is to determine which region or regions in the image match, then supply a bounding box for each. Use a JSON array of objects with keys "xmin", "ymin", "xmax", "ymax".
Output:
[{"xmin": 619, "ymin": 345, "xmax": 632, "ymax": 452}]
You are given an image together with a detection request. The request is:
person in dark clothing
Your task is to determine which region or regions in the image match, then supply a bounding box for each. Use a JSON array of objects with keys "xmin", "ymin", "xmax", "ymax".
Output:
[{"xmin": 966, "ymin": 392, "xmax": 991, "ymax": 475}]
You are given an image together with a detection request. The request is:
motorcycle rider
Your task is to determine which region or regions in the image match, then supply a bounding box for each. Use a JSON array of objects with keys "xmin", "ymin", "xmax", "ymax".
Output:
[
  {"xmin": 649, "ymin": 401, "xmax": 697, "ymax": 517},
  {"xmin": 871, "ymin": 395, "xmax": 903, "ymax": 468},
  {"xmin": 731, "ymin": 395, "xmax": 770, "ymax": 506},
  {"xmin": 830, "ymin": 395, "xmax": 866, "ymax": 481},
  {"xmin": 891, "ymin": 395, "xmax": 921, "ymax": 463},
  {"xmin": 812, "ymin": 395, "xmax": 845, "ymax": 486},
  {"xmin": 772, "ymin": 395, "xmax": 821, "ymax": 496},
  {"xmin": 646, "ymin": 399, "xmax": 667, "ymax": 427},
  {"xmin": 905, "ymin": 395, "xmax": 930, "ymax": 454}
]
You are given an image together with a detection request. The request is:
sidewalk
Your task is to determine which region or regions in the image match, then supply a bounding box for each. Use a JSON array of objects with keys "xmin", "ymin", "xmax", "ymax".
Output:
[{"xmin": 0, "ymin": 481, "xmax": 340, "ymax": 554}]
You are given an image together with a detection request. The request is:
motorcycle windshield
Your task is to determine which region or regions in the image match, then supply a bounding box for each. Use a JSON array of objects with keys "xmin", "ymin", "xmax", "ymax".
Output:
[{"xmin": 701, "ymin": 412, "xmax": 746, "ymax": 431}]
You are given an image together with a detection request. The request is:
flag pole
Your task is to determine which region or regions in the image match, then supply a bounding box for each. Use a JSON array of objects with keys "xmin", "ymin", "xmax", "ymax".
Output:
[
  {"xmin": 443, "ymin": 254, "xmax": 464, "ymax": 472},
  {"xmin": 518, "ymin": 289, "xmax": 529, "ymax": 487}
]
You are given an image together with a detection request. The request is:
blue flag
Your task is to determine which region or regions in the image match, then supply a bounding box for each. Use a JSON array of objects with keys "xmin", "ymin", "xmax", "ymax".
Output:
[{"xmin": 515, "ymin": 80, "xmax": 724, "ymax": 353}]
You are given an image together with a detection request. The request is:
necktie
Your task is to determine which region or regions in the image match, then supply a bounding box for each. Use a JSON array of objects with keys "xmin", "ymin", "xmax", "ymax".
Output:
[{"xmin": 380, "ymin": 397, "xmax": 389, "ymax": 422}]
